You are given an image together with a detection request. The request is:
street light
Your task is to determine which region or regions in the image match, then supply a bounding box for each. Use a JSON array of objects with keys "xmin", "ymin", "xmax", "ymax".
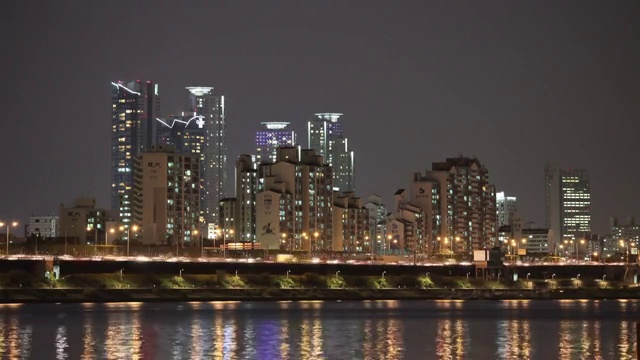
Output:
[
  {"xmin": 382, "ymin": 271, "xmax": 386, "ymax": 279},
  {"xmin": 286, "ymin": 270, "xmax": 291, "ymax": 279},
  {"xmin": 335, "ymin": 271, "xmax": 340, "ymax": 279},
  {"xmin": 0, "ymin": 221, "xmax": 18, "ymax": 255},
  {"xmin": 223, "ymin": 229, "xmax": 234, "ymax": 258},
  {"xmin": 87, "ymin": 225, "xmax": 98, "ymax": 255},
  {"xmin": 119, "ymin": 225, "xmax": 138, "ymax": 257},
  {"xmin": 179, "ymin": 268, "xmax": 184, "ymax": 279},
  {"xmin": 619, "ymin": 240, "xmax": 630, "ymax": 263},
  {"xmin": 194, "ymin": 229, "xmax": 203, "ymax": 258},
  {"xmin": 107, "ymin": 228, "xmax": 115, "ymax": 246}
]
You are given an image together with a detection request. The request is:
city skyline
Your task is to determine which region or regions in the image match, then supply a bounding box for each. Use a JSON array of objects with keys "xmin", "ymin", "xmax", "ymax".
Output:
[{"xmin": 3, "ymin": 1, "xmax": 639, "ymax": 235}]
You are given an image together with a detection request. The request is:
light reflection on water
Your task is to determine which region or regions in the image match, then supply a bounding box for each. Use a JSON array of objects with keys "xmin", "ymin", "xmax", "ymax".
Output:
[{"xmin": 0, "ymin": 300, "xmax": 638, "ymax": 359}]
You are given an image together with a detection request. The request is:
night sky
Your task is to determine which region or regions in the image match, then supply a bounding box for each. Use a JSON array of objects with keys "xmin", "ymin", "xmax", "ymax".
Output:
[{"xmin": 3, "ymin": 1, "xmax": 639, "ymax": 235}]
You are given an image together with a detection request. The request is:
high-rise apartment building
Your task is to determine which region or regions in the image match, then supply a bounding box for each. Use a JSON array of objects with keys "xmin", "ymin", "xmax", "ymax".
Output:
[
  {"xmin": 545, "ymin": 166, "xmax": 591, "ymax": 251},
  {"xmin": 422, "ymin": 157, "xmax": 497, "ymax": 254},
  {"xmin": 255, "ymin": 122, "xmax": 296, "ymax": 164},
  {"xmin": 408, "ymin": 173, "xmax": 441, "ymax": 254},
  {"xmin": 186, "ymin": 86, "xmax": 226, "ymax": 227},
  {"xmin": 364, "ymin": 195, "xmax": 388, "ymax": 255},
  {"xmin": 332, "ymin": 192, "xmax": 369, "ymax": 253},
  {"xmin": 255, "ymin": 147, "xmax": 333, "ymax": 251},
  {"xmin": 156, "ymin": 112, "xmax": 206, "ymax": 227},
  {"xmin": 234, "ymin": 155, "xmax": 258, "ymax": 243},
  {"xmin": 111, "ymin": 81, "xmax": 160, "ymax": 233},
  {"xmin": 132, "ymin": 145, "xmax": 200, "ymax": 246},
  {"xmin": 308, "ymin": 113, "xmax": 355, "ymax": 192},
  {"xmin": 218, "ymin": 198, "xmax": 236, "ymax": 241},
  {"xmin": 386, "ymin": 189, "xmax": 425, "ymax": 254},
  {"xmin": 496, "ymin": 191, "xmax": 518, "ymax": 227}
]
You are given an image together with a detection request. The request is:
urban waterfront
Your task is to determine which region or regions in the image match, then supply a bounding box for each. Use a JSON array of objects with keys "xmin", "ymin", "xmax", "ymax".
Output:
[{"xmin": 0, "ymin": 300, "xmax": 638, "ymax": 359}]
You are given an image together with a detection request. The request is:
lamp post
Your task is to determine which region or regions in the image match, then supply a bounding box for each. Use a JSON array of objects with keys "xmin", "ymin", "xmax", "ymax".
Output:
[
  {"xmin": 313, "ymin": 231, "xmax": 319, "ymax": 254},
  {"xmin": 0, "ymin": 221, "xmax": 18, "ymax": 255},
  {"xmin": 452, "ymin": 236, "xmax": 460, "ymax": 258},
  {"xmin": 364, "ymin": 235, "xmax": 370, "ymax": 258},
  {"xmin": 63, "ymin": 224, "xmax": 74, "ymax": 256},
  {"xmin": 87, "ymin": 225, "xmax": 98, "ymax": 255},
  {"xmin": 286, "ymin": 270, "xmax": 291, "ymax": 279},
  {"xmin": 107, "ymin": 228, "xmax": 115, "ymax": 246},
  {"xmin": 335, "ymin": 270, "xmax": 340, "ymax": 279},
  {"xmin": 179, "ymin": 269, "xmax": 184, "ymax": 279},
  {"xmin": 223, "ymin": 229, "xmax": 234, "ymax": 259},
  {"xmin": 620, "ymin": 240, "xmax": 629, "ymax": 263},
  {"xmin": 194, "ymin": 229, "xmax": 202, "ymax": 258},
  {"xmin": 382, "ymin": 271, "xmax": 386, "ymax": 279},
  {"xmin": 119, "ymin": 225, "xmax": 138, "ymax": 257}
]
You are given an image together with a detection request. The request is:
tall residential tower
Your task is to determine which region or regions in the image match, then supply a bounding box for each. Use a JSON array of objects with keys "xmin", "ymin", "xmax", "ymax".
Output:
[
  {"xmin": 255, "ymin": 122, "xmax": 296, "ymax": 164},
  {"xmin": 308, "ymin": 113, "xmax": 355, "ymax": 192},
  {"xmin": 111, "ymin": 80, "xmax": 160, "ymax": 233},
  {"xmin": 186, "ymin": 87, "xmax": 226, "ymax": 227}
]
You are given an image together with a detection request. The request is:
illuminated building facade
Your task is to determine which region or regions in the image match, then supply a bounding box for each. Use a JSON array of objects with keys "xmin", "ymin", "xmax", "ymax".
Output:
[
  {"xmin": 611, "ymin": 217, "xmax": 639, "ymax": 247},
  {"xmin": 234, "ymin": 155, "xmax": 258, "ymax": 243},
  {"xmin": 386, "ymin": 189, "xmax": 425, "ymax": 254},
  {"xmin": 132, "ymin": 145, "xmax": 200, "ymax": 246},
  {"xmin": 255, "ymin": 147, "xmax": 333, "ymax": 251},
  {"xmin": 26, "ymin": 216, "xmax": 59, "ymax": 239},
  {"xmin": 496, "ymin": 191, "xmax": 518, "ymax": 227},
  {"xmin": 186, "ymin": 86, "xmax": 226, "ymax": 227},
  {"xmin": 156, "ymin": 112, "xmax": 206, "ymax": 226},
  {"xmin": 545, "ymin": 166, "xmax": 591, "ymax": 251},
  {"xmin": 255, "ymin": 122, "xmax": 296, "ymax": 164},
  {"xmin": 308, "ymin": 113, "xmax": 355, "ymax": 192},
  {"xmin": 364, "ymin": 195, "xmax": 388, "ymax": 255},
  {"xmin": 111, "ymin": 80, "xmax": 160, "ymax": 235},
  {"xmin": 59, "ymin": 198, "xmax": 111, "ymax": 245},
  {"xmin": 423, "ymin": 157, "xmax": 497, "ymax": 254},
  {"xmin": 332, "ymin": 192, "xmax": 369, "ymax": 253}
]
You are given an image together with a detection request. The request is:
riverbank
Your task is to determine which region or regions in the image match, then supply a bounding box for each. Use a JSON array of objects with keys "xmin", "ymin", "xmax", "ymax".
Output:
[{"xmin": 2, "ymin": 287, "xmax": 640, "ymax": 303}]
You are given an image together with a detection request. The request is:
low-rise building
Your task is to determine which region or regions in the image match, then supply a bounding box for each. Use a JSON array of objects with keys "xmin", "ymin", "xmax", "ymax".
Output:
[
  {"xmin": 522, "ymin": 228, "xmax": 550, "ymax": 256},
  {"xmin": 26, "ymin": 216, "xmax": 59, "ymax": 239},
  {"xmin": 59, "ymin": 198, "xmax": 110, "ymax": 245}
]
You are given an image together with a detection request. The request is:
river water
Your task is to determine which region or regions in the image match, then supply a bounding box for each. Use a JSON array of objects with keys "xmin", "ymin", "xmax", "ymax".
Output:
[{"xmin": 0, "ymin": 300, "xmax": 637, "ymax": 359}]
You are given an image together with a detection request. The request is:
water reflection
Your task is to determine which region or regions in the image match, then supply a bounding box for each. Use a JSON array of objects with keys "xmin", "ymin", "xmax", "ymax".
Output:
[{"xmin": 0, "ymin": 300, "xmax": 638, "ymax": 359}]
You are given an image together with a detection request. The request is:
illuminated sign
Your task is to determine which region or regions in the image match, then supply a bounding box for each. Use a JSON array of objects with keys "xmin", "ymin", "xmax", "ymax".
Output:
[
  {"xmin": 111, "ymin": 82, "xmax": 140, "ymax": 95},
  {"xmin": 186, "ymin": 86, "xmax": 214, "ymax": 96},
  {"xmin": 155, "ymin": 116, "xmax": 205, "ymax": 129}
]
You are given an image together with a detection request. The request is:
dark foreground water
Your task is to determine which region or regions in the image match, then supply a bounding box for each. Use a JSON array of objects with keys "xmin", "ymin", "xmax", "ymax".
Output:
[{"xmin": 0, "ymin": 300, "xmax": 638, "ymax": 359}]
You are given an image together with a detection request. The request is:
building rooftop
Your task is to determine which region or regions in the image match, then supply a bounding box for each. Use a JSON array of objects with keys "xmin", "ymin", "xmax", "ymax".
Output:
[{"xmin": 432, "ymin": 156, "xmax": 482, "ymax": 171}]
